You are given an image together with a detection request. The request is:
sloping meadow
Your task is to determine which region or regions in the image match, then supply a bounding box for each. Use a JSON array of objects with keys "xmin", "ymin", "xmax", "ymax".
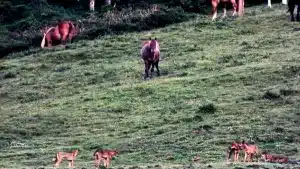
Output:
[{"xmin": 1, "ymin": 4, "xmax": 300, "ymax": 169}]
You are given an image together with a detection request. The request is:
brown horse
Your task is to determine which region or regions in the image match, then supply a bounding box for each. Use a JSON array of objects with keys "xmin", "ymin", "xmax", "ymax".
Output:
[
  {"xmin": 53, "ymin": 149, "xmax": 79, "ymax": 169},
  {"xmin": 211, "ymin": 0, "xmax": 241, "ymax": 21},
  {"xmin": 141, "ymin": 37, "xmax": 161, "ymax": 80},
  {"xmin": 93, "ymin": 149, "xmax": 118, "ymax": 169},
  {"xmin": 240, "ymin": 140, "xmax": 260, "ymax": 162},
  {"xmin": 226, "ymin": 141, "xmax": 242, "ymax": 162},
  {"xmin": 261, "ymin": 151, "xmax": 289, "ymax": 164},
  {"xmin": 41, "ymin": 20, "xmax": 78, "ymax": 48}
]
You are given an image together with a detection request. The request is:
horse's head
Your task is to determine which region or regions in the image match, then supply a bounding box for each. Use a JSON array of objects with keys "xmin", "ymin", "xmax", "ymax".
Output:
[{"xmin": 149, "ymin": 37, "xmax": 158, "ymax": 53}]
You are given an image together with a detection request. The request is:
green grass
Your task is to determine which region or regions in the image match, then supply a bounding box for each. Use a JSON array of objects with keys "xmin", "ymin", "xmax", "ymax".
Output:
[{"xmin": 1, "ymin": 4, "xmax": 300, "ymax": 169}]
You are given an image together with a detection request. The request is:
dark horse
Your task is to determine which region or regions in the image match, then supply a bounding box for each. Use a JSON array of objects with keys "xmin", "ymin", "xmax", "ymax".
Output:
[
  {"xmin": 141, "ymin": 37, "xmax": 161, "ymax": 80},
  {"xmin": 288, "ymin": 0, "xmax": 300, "ymax": 21},
  {"xmin": 41, "ymin": 20, "xmax": 78, "ymax": 48}
]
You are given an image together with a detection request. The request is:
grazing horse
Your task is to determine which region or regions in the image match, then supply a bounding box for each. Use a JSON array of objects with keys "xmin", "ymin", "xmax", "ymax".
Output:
[
  {"xmin": 211, "ymin": 0, "xmax": 241, "ymax": 21},
  {"xmin": 240, "ymin": 140, "xmax": 260, "ymax": 162},
  {"xmin": 226, "ymin": 141, "xmax": 242, "ymax": 162},
  {"xmin": 93, "ymin": 149, "xmax": 118, "ymax": 169},
  {"xmin": 41, "ymin": 20, "xmax": 78, "ymax": 48},
  {"xmin": 53, "ymin": 149, "xmax": 79, "ymax": 169},
  {"xmin": 287, "ymin": 0, "xmax": 300, "ymax": 21},
  {"xmin": 141, "ymin": 37, "xmax": 161, "ymax": 80}
]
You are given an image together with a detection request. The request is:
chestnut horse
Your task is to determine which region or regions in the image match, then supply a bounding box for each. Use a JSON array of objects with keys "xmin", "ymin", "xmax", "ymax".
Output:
[
  {"xmin": 226, "ymin": 141, "xmax": 242, "ymax": 162},
  {"xmin": 261, "ymin": 151, "xmax": 289, "ymax": 163},
  {"xmin": 211, "ymin": 0, "xmax": 241, "ymax": 21},
  {"xmin": 141, "ymin": 37, "xmax": 161, "ymax": 80},
  {"xmin": 240, "ymin": 140, "xmax": 260, "ymax": 162},
  {"xmin": 41, "ymin": 20, "xmax": 78, "ymax": 48}
]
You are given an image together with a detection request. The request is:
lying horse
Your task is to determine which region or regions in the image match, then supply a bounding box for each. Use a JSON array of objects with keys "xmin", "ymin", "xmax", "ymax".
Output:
[
  {"xmin": 261, "ymin": 151, "xmax": 289, "ymax": 164},
  {"xmin": 287, "ymin": 0, "xmax": 300, "ymax": 21},
  {"xmin": 141, "ymin": 37, "xmax": 160, "ymax": 80},
  {"xmin": 211, "ymin": 0, "xmax": 242, "ymax": 21},
  {"xmin": 41, "ymin": 20, "xmax": 78, "ymax": 48}
]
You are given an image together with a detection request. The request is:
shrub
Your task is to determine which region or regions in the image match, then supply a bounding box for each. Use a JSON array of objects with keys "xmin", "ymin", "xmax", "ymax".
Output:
[
  {"xmin": 196, "ymin": 103, "xmax": 217, "ymax": 114},
  {"xmin": 263, "ymin": 90, "xmax": 281, "ymax": 100}
]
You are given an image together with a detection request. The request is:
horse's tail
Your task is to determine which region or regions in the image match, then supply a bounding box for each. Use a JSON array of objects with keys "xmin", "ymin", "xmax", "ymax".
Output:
[
  {"xmin": 41, "ymin": 33, "xmax": 47, "ymax": 48},
  {"xmin": 41, "ymin": 27, "xmax": 54, "ymax": 48}
]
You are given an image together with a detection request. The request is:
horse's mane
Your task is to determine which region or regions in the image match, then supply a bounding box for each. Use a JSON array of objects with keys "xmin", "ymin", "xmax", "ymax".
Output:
[
  {"xmin": 40, "ymin": 26, "xmax": 55, "ymax": 48},
  {"xmin": 93, "ymin": 148, "xmax": 103, "ymax": 156}
]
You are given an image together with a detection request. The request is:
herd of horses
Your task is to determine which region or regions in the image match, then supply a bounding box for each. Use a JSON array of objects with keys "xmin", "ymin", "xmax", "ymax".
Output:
[
  {"xmin": 40, "ymin": 0, "xmax": 300, "ymax": 79},
  {"xmin": 52, "ymin": 140, "xmax": 299, "ymax": 169},
  {"xmin": 52, "ymin": 149, "xmax": 118, "ymax": 169},
  {"xmin": 37, "ymin": 1, "xmax": 300, "ymax": 168},
  {"xmin": 227, "ymin": 141, "xmax": 300, "ymax": 164}
]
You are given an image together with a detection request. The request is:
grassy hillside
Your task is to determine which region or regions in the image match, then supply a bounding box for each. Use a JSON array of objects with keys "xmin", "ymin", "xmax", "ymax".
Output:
[
  {"xmin": 0, "ymin": 2, "xmax": 193, "ymax": 57},
  {"xmin": 1, "ymin": 4, "xmax": 300, "ymax": 169}
]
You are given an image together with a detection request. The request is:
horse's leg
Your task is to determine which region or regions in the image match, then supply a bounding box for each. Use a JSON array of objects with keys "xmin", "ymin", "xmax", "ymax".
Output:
[
  {"xmin": 290, "ymin": 4, "xmax": 295, "ymax": 21},
  {"xmin": 244, "ymin": 152, "xmax": 247, "ymax": 162},
  {"xmin": 46, "ymin": 35, "xmax": 52, "ymax": 48},
  {"xmin": 54, "ymin": 160, "xmax": 59, "ymax": 168},
  {"xmin": 150, "ymin": 61, "xmax": 155, "ymax": 78},
  {"xmin": 72, "ymin": 159, "xmax": 75, "ymax": 169},
  {"xmin": 212, "ymin": 0, "xmax": 219, "ymax": 21},
  {"xmin": 68, "ymin": 34, "xmax": 73, "ymax": 44},
  {"xmin": 233, "ymin": 151, "xmax": 237, "ymax": 162},
  {"xmin": 297, "ymin": 4, "xmax": 300, "ymax": 21},
  {"xmin": 68, "ymin": 161, "xmax": 72, "ymax": 169},
  {"xmin": 231, "ymin": 0, "xmax": 237, "ymax": 16},
  {"xmin": 155, "ymin": 61, "xmax": 160, "ymax": 76},
  {"xmin": 95, "ymin": 158, "xmax": 100, "ymax": 169},
  {"xmin": 222, "ymin": 4, "xmax": 227, "ymax": 18},
  {"xmin": 144, "ymin": 61, "xmax": 150, "ymax": 80},
  {"xmin": 59, "ymin": 27, "xmax": 68, "ymax": 47},
  {"xmin": 61, "ymin": 34, "xmax": 68, "ymax": 47},
  {"xmin": 48, "ymin": 40, "xmax": 52, "ymax": 48}
]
